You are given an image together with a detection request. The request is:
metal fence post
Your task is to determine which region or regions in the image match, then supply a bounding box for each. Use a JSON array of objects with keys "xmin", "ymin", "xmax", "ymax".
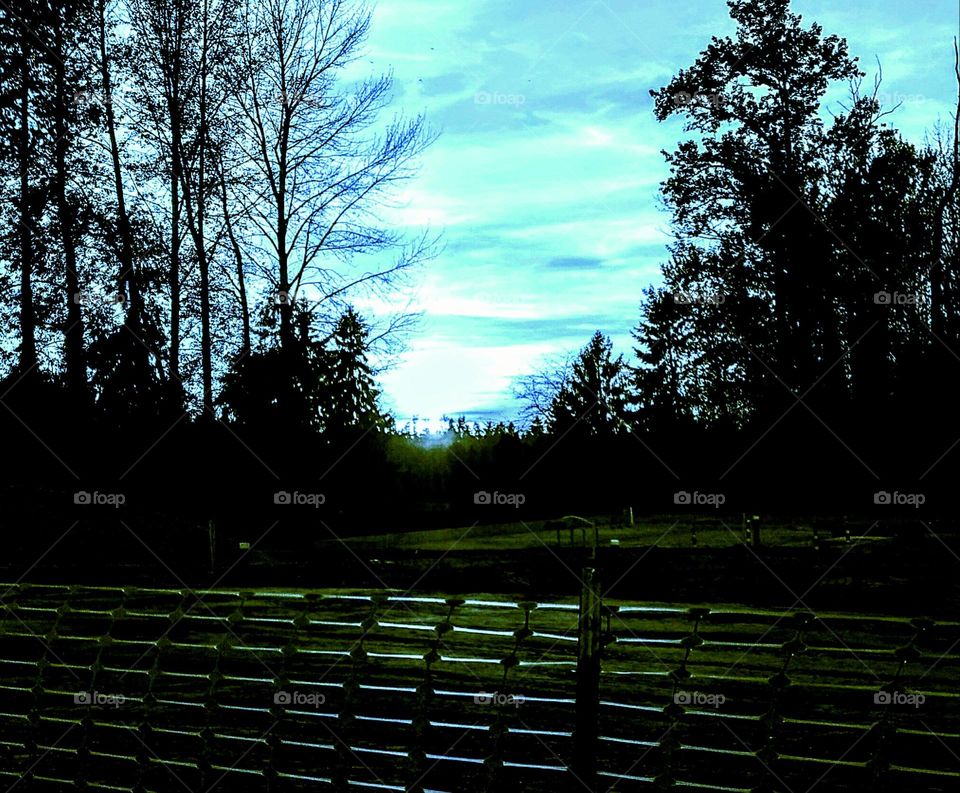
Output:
[{"xmin": 573, "ymin": 566, "xmax": 601, "ymax": 790}]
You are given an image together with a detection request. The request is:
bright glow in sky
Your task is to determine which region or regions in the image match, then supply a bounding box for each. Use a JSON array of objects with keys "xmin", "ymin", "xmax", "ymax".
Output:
[{"xmin": 349, "ymin": 0, "xmax": 960, "ymax": 427}]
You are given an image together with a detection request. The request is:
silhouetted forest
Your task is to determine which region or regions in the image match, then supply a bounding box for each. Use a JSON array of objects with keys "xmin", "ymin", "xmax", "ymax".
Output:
[{"xmin": 1, "ymin": 0, "xmax": 959, "ymax": 557}]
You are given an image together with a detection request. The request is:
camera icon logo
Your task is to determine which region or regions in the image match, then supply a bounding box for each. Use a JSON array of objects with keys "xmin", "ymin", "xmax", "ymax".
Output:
[
  {"xmin": 674, "ymin": 491, "xmax": 692, "ymax": 505},
  {"xmin": 874, "ymin": 491, "xmax": 891, "ymax": 505},
  {"xmin": 74, "ymin": 491, "xmax": 92, "ymax": 505},
  {"xmin": 474, "ymin": 491, "xmax": 492, "ymax": 505},
  {"xmin": 274, "ymin": 491, "xmax": 292, "ymax": 505},
  {"xmin": 274, "ymin": 691, "xmax": 291, "ymax": 705}
]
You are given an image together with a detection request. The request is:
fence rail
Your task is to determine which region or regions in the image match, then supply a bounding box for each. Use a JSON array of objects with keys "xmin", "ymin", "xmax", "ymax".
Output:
[{"xmin": 0, "ymin": 582, "xmax": 957, "ymax": 791}]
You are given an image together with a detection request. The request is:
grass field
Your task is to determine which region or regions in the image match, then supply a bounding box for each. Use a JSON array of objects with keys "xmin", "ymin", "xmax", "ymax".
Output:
[{"xmin": 330, "ymin": 514, "xmax": 894, "ymax": 553}]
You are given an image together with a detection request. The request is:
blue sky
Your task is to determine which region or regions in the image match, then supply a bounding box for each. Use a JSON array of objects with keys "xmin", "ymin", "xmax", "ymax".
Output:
[{"xmin": 348, "ymin": 0, "xmax": 959, "ymax": 428}]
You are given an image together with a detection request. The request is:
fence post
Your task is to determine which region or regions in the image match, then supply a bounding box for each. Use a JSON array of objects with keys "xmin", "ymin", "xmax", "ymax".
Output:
[
  {"xmin": 208, "ymin": 519, "xmax": 216, "ymax": 574},
  {"xmin": 573, "ymin": 567, "xmax": 601, "ymax": 790}
]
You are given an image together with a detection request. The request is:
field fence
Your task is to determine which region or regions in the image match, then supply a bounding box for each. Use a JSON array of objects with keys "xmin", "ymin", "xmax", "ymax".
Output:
[{"xmin": 0, "ymin": 581, "xmax": 957, "ymax": 792}]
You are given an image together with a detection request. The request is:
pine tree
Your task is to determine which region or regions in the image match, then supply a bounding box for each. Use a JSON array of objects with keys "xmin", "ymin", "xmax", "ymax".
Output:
[
  {"xmin": 319, "ymin": 307, "xmax": 391, "ymax": 434},
  {"xmin": 548, "ymin": 331, "xmax": 633, "ymax": 436}
]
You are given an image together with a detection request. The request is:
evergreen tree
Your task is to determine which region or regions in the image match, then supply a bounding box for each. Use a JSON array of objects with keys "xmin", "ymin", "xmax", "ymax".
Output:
[
  {"xmin": 649, "ymin": 0, "xmax": 862, "ymax": 410},
  {"xmin": 319, "ymin": 307, "xmax": 392, "ymax": 434},
  {"xmin": 548, "ymin": 331, "xmax": 633, "ymax": 436}
]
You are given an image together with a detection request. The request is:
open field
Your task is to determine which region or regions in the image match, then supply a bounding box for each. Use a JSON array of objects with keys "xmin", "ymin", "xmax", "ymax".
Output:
[
  {"xmin": 3, "ymin": 515, "xmax": 957, "ymax": 618},
  {"xmin": 330, "ymin": 514, "xmax": 898, "ymax": 553}
]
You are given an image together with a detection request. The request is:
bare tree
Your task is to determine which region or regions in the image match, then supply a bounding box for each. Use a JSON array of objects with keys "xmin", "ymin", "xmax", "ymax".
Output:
[
  {"xmin": 96, "ymin": 0, "xmax": 159, "ymax": 381},
  {"xmin": 129, "ymin": 0, "xmax": 249, "ymax": 412},
  {"xmin": 6, "ymin": 4, "xmax": 40, "ymax": 371},
  {"xmin": 513, "ymin": 353, "xmax": 574, "ymax": 427},
  {"xmin": 217, "ymin": 152, "xmax": 252, "ymax": 360},
  {"xmin": 127, "ymin": 0, "xmax": 193, "ymax": 387},
  {"xmin": 49, "ymin": 1, "xmax": 94, "ymax": 401},
  {"xmin": 233, "ymin": 0, "xmax": 435, "ymax": 356}
]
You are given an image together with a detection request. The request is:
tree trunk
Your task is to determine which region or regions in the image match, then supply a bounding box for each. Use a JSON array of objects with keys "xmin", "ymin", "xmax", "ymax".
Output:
[
  {"xmin": 53, "ymin": 14, "xmax": 88, "ymax": 401},
  {"xmin": 98, "ymin": 0, "xmax": 143, "ymax": 336},
  {"xmin": 277, "ymin": 174, "xmax": 293, "ymax": 351},
  {"xmin": 219, "ymin": 165, "xmax": 250, "ymax": 358},
  {"xmin": 181, "ymin": 0, "xmax": 214, "ymax": 415},
  {"xmin": 170, "ymin": 137, "xmax": 182, "ymax": 383},
  {"xmin": 18, "ymin": 34, "xmax": 37, "ymax": 372}
]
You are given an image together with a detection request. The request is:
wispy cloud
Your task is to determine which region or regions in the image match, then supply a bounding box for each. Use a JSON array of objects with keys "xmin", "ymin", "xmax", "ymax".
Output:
[{"xmin": 357, "ymin": 0, "xmax": 958, "ymax": 424}]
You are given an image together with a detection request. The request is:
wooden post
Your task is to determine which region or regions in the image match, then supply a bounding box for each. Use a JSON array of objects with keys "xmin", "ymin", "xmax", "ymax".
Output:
[
  {"xmin": 628, "ymin": 506, "xmax": 634, "ymax": 527},
  {"xmin": 208, "ymin": 519, "xmax": 216, "ymax": 574},
  {"xmin": 573, "ymin": 567, "xmax": 601, "ymax": 790}
]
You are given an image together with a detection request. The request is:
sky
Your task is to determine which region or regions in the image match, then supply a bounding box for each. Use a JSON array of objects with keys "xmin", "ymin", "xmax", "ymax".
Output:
[{"xmin": 345, "ymin": 0, "xmax": 960, "ymax": 429}]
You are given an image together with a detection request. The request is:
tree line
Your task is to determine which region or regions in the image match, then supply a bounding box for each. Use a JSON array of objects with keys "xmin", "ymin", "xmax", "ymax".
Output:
[{"xmin": 0, "ymin": 0, "xmax": 430, "ymax": 434}]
